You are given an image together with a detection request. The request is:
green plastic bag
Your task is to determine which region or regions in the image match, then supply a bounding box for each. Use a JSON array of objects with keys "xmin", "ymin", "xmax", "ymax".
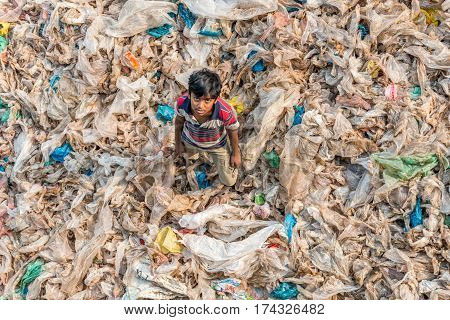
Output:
[
  {"xmin": 254, "ymin": 193, "xmax": 265, "ymax": 205},
  {"xmin": 263, "ymin": 150, "xmax": 280, "ymax": 168},
  {"xmin": 0, "ymin": 107, "xmax": 10, "ymax": 124},
  {"xmin": 17, "ymin": 259, "xmax": 44, "ymax": 298},
  {"xmin": 371, "ymin": 153, "xmax": 439, "ymax": 181},
  {"xmin": 0, "ymin": 36, "xmax": 8, "ymax": 52}
]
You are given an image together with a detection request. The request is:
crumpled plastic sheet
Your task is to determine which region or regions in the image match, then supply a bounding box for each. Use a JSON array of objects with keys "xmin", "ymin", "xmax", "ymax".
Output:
[{"xmin": 0, "ymin": 0, "xmax": 449, "ymax": 301}]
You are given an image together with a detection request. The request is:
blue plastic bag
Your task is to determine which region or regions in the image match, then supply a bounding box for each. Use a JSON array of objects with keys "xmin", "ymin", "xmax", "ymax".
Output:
[
  {"xmin": 252, "ymin": 60, "xmax": 266, "ymax": 72},
  {"xmin": 248, "ymin": 50, "xmax": 266, "ymax": 72},
  {"xmin": 293, "ymin": 105, "xmax": 305, "ymax": 126},
  {"xmin": 147, "ymin": 24, "xmax": 173, "ymax": 38},
  {"xmin": 49, "ymin": 74, "xmax": 60, "ymax": 92},
  {"xmin": 287, "ymin": 7, "xmax": 300, "ymax": 13},
  {"xmin": 195, "ymin": 169, "xmax": 211, "ymax": 189},
  {"xmin": 198, "ymin": 29, "xmax": 223, "ymax": 37},
  {"xmin": 270, "ymin": 282, "xmax": 299, "ymax": 300},
  {"xmin": 0, "ymin": 165, "xmax": 4, "ymax": 173},
  {"xmin": 410, "ymin": 197, "xmax": 423, "ymax": 228},
  {"xmin": 178, "ymin": 3, "xmax": 196, "ymax": 29},
  {"xmin": 358, "ymin": 24, "xmax": 369, "ymax": 39},
  {"xmin": 154, "ymin": 71, "xmax": 162, "ymax": 79},
  {"xmin": 85, "ymin": 168, "xmax": 94, "ymax": 176},
  {"xmin": 284, "ymin": 213, "xmax": 297, "ymax": 243},
  {"xmin": 50, "ymin": 142, "xmax": 73, "ymax": 163},
  {"xmin": 156, "ymin": 104, "xmax": 175, "ymax": 123}
]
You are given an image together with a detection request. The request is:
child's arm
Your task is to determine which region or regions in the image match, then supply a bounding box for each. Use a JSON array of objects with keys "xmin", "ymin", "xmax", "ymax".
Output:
[
  {"xmin": 175, "ymin": 115, "xmax": 185, "ymax": 155},
  {"xmin": 227, "ymin": 129, "xmax": 241, "ymax": 168}
]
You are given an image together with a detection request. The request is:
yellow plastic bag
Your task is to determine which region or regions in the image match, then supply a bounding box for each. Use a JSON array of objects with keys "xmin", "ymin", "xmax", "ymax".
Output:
[
  {"xmin": 155, "ymin": 226, "xmax": 183, "ymax": 254},
  {"xmin": 229, "ymin": 96, "xmax": 245, "ymax": 115},
  {"xmin": 0, "ymin": 22, "xmax": 10, "ymax": 37},
  {"xmin": 419, "ymin": 9, "xmax": 439, "ymax": 26},
  {"xmin": 366, "ymin": 60, "xmax": 380, "ymax": 78}
]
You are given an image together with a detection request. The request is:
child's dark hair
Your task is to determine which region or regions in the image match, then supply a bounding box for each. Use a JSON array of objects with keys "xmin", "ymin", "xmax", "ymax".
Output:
[{"xmin": 188, "ymin": 68, "xmax": 222, "ymax": 99}]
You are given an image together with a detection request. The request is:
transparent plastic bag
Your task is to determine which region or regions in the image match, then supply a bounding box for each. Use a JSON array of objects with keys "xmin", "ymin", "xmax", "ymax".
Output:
[{"xmin": 182, "ymin": 0, "xmax": 277, "ymax": 20}]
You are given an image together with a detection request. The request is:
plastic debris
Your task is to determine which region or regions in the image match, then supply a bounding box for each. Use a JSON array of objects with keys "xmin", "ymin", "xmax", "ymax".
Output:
[
  {"xmin": 358, "ymin": 24, "xmax": 369, "ymax": 39},
  {"xmin": 0, "ymin": 107, "xmax": 9, "ymax": 124},
  {"xmin": 194, "ymin": 168, "xmax": 211, "ymax": 189},
  {"xmin": 270, "ymin": 282, "xmax": 298, "ymax": 300},
  {"xmin": 0, "ymin": 36, "xmax": 7, "ymax": 52},
  {"xmin": 155, "ymin": 226, "xmax": 183, "ymax": 254},
  {"xmin": 49, "ymin": 74, "xmax": 60, "ymax": 92},
  {"xmin": 124, "ymin": 51, "xmax": 140, "ymax": 70},
  {"xmin": 17, "ymin": 259, "xmax": 44, "ymax": 298},
  {"xmin": 384, "ymin": 84, "xmax": 399, "ymax": 100},
  {"xmin": 292, "ymin": 105, "xmax": 305, "ymax": 126},
  {"xmin": 283, "ymin": 213, "xmax": 297, "ymax": 243},
  {"xmin": 410, "ymin": 86, "xmax": 422, "ymax": 100},
  {"xmin": 248, "ymin": 50, "xmax": 266, "ymax": 72},
  {"xmin": 445, "ymin": 216, "xmax": 450, "ymax": 228},
  {"xmin": 228, "ymin": 96, "xmax": 245, "ymax": 115},
  {"xmin": 410, "ymin": 197, "xmax": 423, "ymax": 229},
  {"xmin": 0, "ymin": 22, "xmax": 10, "ymax": 37},
  {"xmin": 178, "ymin": 3, "xmax": 197, "ymax": 29},
  {"xmin": 198, "ymin": 20, "xmax": 223, "ymax": 37},
  {"xmin": 371, "ymin": 154, "xmax": 440, "ymax": 181},
  {"xmin": 286, "ymin": 7, "xmax": 300, "ymax": 13},
  {"xmin": 253, "ymin": 203, "xmax": 271, "ymax": 219},
  {"xmin": 147, "ymin": 24, "xmax": 173, "ymax": 38},
  {"xmin": 366, "ymin": 60, "xmax": 381, "ymax": 78},
  {"xmin": 50, "ymin": 142, "xmax": 73, "ymax": 163},
  {"xmin": 254, "ymin": 193, "xmax": 266, "ymax": 205},
  {"xmin": 156, "ymin": 104, "xmax": 175, "ymax": 124},
  {"xmin": 211, "ymin": 278, "xmax": 251, "ymax": 300},
  {"xmin": 419, "ymin": 8, "xmax": 440, "ymax": 26},
  {"xmin": 263, "ymin": 150, "xmax": 280, "ymax": 168},
  {"xmin": 336, "ymin": 95, "xmax": 371, "ymax": 110}
]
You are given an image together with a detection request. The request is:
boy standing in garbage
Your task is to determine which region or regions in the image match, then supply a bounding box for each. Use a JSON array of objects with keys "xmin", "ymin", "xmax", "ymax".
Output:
[{"xmin": 174, "ymin": 68, "xmax": 241, "ymax": 187}]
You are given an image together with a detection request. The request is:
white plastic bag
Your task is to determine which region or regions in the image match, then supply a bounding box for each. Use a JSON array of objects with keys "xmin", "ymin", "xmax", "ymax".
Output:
[
  {"xmin": 182, "ymin": 0, "xmax": 277, "ymax": 20},
  {"xmin": 182, "ymin": 223, "xmax": 284, "ymax": 264},
  {"xmin": 243, "ymin": 87, "xmax": 301, "ymax": 171}
]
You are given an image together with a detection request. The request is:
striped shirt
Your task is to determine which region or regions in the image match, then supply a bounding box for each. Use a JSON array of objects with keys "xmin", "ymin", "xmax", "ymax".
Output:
[{"xmin": 175, "ymin": 94, "xmax": 239, "ymax": 150}]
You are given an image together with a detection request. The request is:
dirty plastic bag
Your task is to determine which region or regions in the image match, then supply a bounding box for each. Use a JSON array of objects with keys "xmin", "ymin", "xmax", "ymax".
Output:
[
  {"xmin": 371, "ymin": 154, "xmax": 440, "ymax": 182},
  {"xmin": 182, "ymin": 0, "xmax": 278, "ymax": 20},
  {"xmin": 243, "ymin": 87, "xmax": 300, "ymax": 171},
  {"xmin": 182, "ymin": 223, "xmax": 285, "ymax": 274},
  {"xmin": 102, "ymin": 0, "xmax": 176, "ymax": 38}
]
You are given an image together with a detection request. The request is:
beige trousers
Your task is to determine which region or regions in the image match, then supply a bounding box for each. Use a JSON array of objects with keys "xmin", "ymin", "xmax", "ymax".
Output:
[{"xmin": 183, "ymin": 142, "xmax": 238, "ymax": 187}]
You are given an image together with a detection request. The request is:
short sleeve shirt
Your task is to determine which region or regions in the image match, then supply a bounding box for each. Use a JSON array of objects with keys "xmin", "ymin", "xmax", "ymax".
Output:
[{"xmin": 175, "ymin": 94, "xmax": 239, "ymax": 149}]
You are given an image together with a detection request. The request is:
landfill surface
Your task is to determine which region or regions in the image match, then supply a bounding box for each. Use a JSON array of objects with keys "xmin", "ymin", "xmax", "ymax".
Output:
[{"xmin": 0, "ymin": 0, "xmax": 449, "ymax": 300}]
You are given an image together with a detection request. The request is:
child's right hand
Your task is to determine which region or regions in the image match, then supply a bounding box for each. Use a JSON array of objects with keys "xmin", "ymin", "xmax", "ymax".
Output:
[{"xmin": 175, "ymin": 142, "xmax": 185, "ymax": 156}]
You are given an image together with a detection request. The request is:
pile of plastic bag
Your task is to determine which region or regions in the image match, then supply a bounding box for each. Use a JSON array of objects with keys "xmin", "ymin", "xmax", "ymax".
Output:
[{"xmin": 0, "ymin": 0, "xmax": 449, "ymax": 300}]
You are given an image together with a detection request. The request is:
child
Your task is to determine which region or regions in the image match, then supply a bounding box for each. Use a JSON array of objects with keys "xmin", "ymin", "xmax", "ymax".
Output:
[{"xmin": 174, "ymin": 68, "xmax": 241, "ymax": 187}]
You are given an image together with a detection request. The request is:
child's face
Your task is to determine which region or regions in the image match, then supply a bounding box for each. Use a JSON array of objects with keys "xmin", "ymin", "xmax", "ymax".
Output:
[{"xmin": 190, "ymin": 93, "xmax": 215, "ymax": 117}]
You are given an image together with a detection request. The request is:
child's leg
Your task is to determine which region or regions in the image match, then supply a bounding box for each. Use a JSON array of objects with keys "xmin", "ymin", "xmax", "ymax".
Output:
[{"xmin": 208, "ymin": 146, "xmax": 238, "ymax": 187}]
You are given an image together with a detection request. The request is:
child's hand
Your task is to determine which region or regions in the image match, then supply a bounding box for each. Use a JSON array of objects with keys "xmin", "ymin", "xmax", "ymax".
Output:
[
  {"xmin": 230, "ymin": 149, "xmax": 241, "ymax": 168},
  {"xmin": 175, "ymin": 142, "xmax": 185, "ymax": 156}
]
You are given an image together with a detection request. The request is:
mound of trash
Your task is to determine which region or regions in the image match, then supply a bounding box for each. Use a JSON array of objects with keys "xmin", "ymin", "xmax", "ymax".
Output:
[{"xmin": 0, "ymin": 0, "xmax": 449, "ymax": 300}]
